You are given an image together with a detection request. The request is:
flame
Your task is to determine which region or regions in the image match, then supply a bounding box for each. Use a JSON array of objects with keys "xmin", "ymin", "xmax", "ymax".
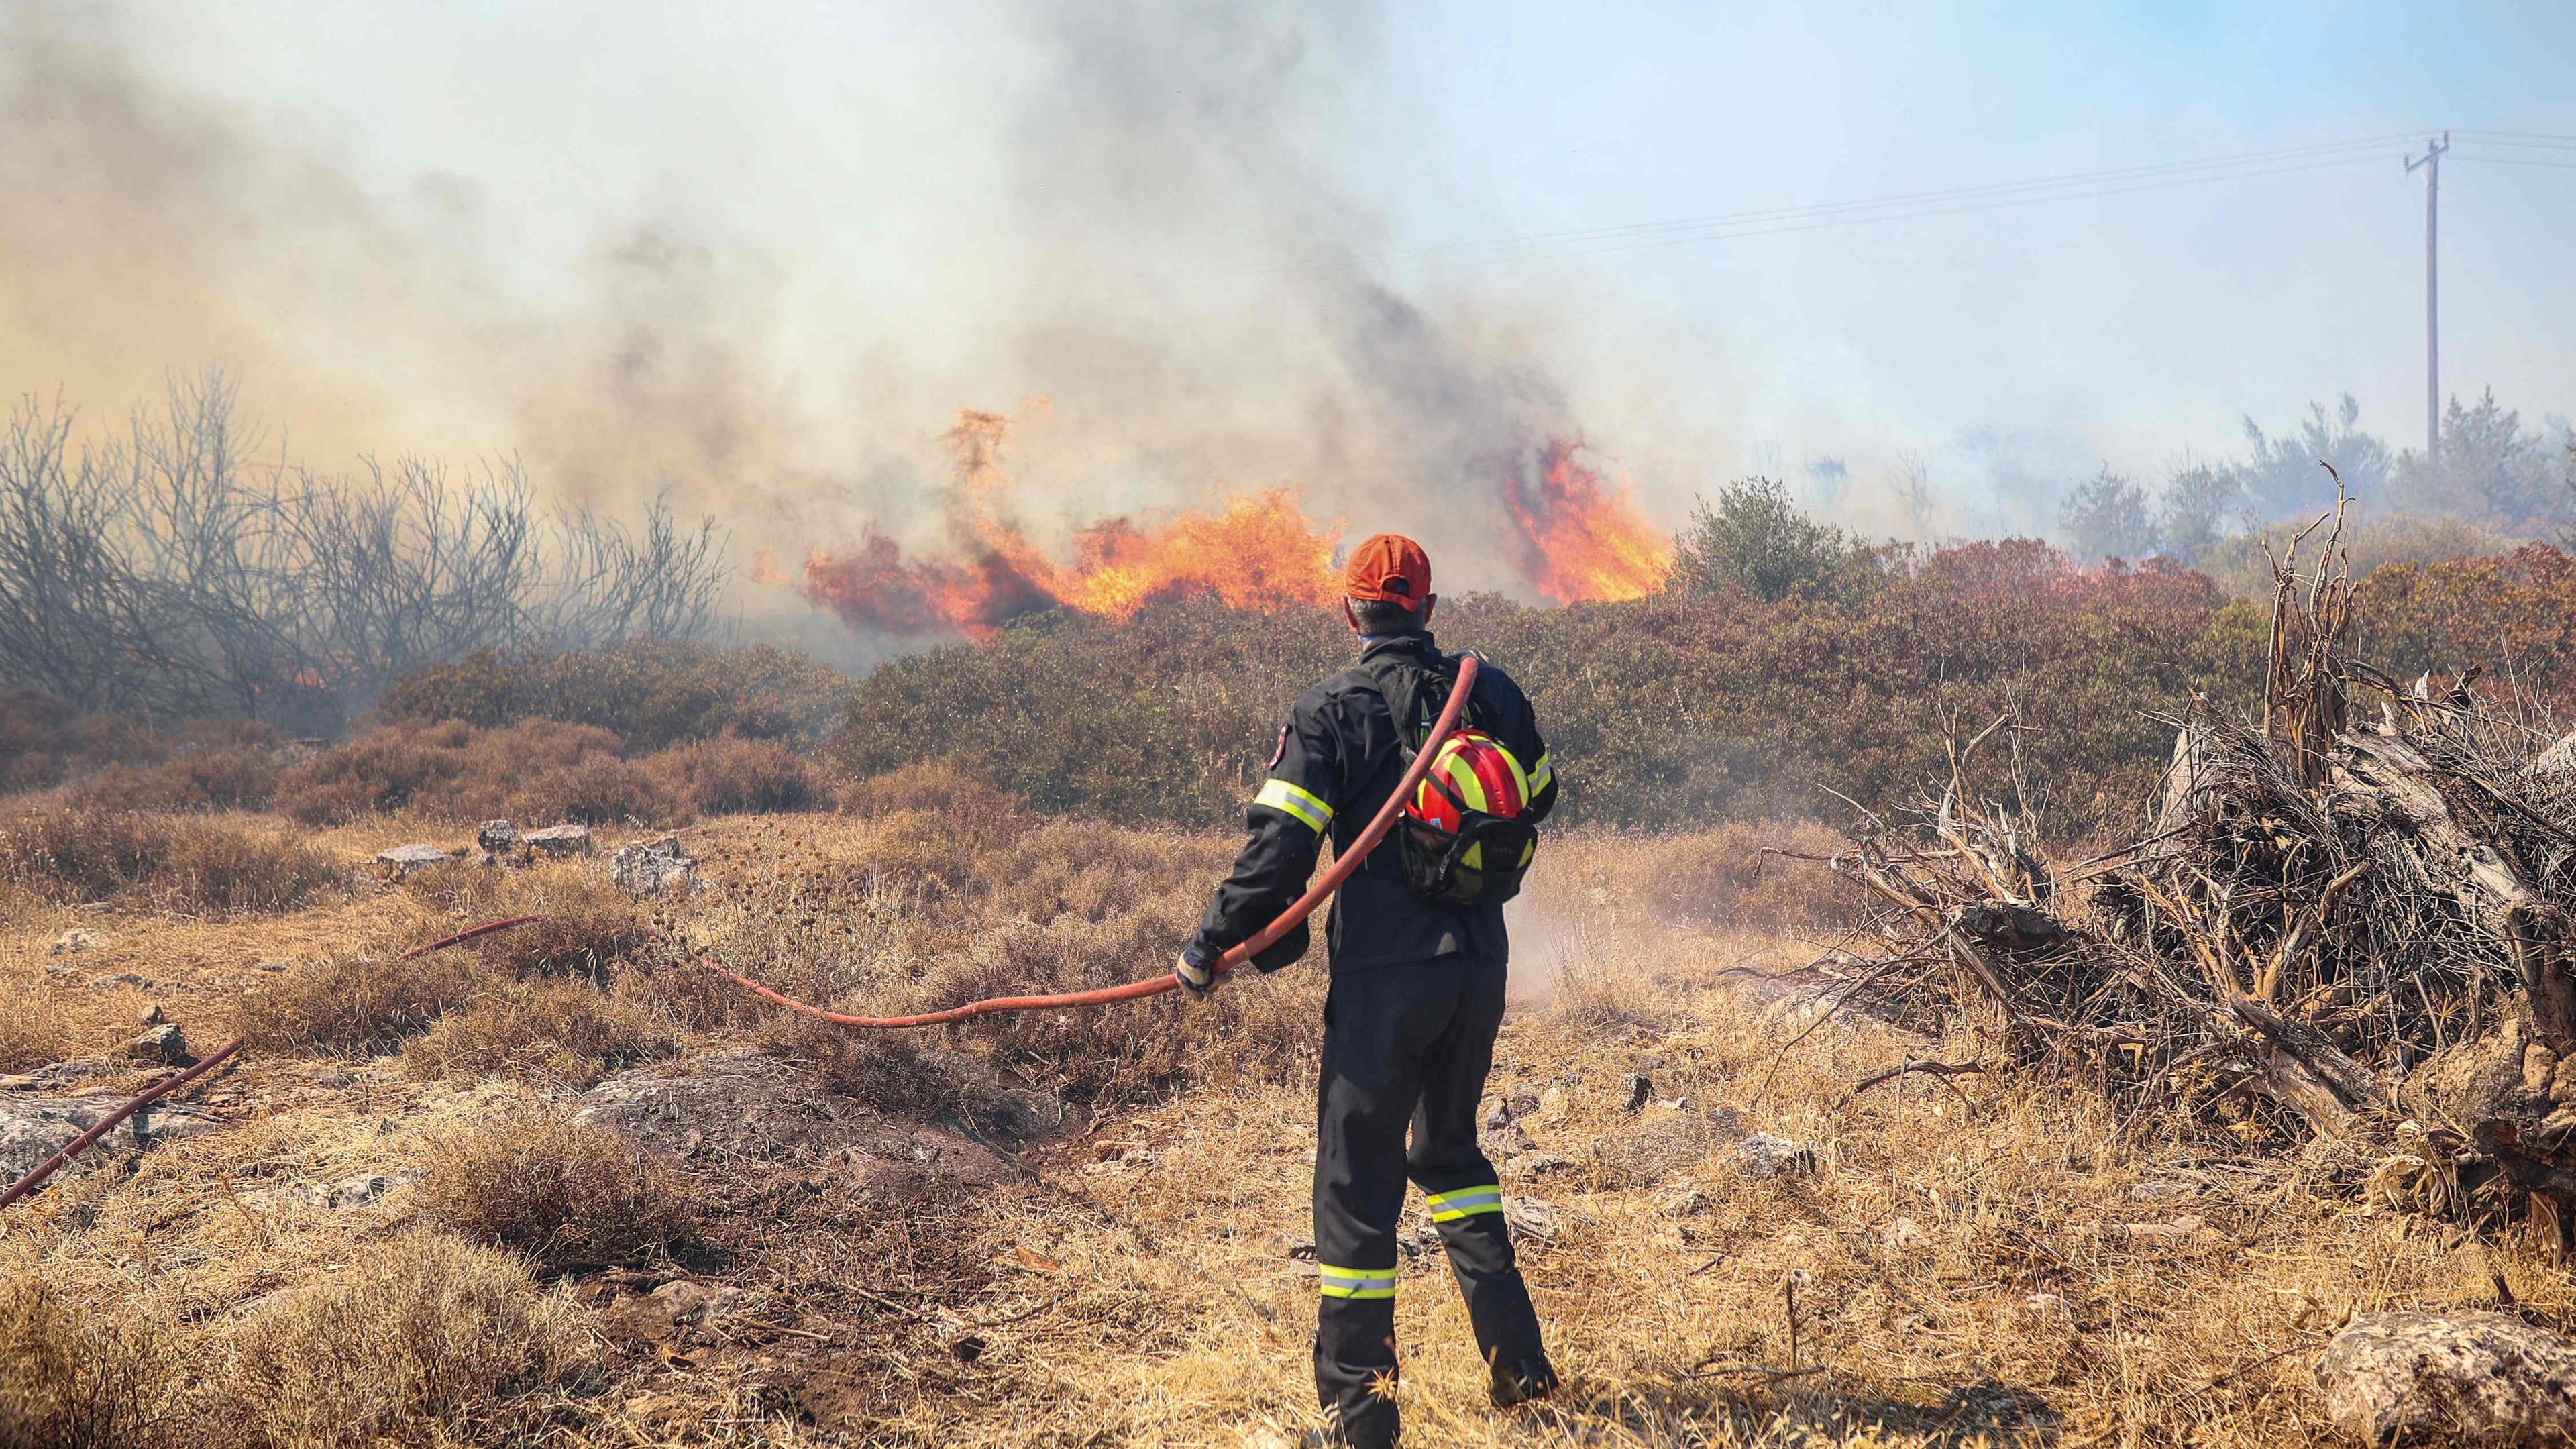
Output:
[
  {"xmin": 1501, "ymin": 440, "xmax": 1674, "ymax": 604},
  {"xmin": 803, "ymin": 411, "xmax": 1340, "ymax": 639},
  {"xmin": 802, "ymin": 413, "xmax": 1675, "ymax": 641}
]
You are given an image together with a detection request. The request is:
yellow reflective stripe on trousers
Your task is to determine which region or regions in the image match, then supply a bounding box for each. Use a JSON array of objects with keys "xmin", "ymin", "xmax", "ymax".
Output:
[
  {"xmin": 1527, "ymin": 751, "xmax": 1554, "ymax": 793},
  {"xmin": 1253, "ymin": 777, "xmax": 1333, "ymax": 832},
  {"xmin": 1423, "ymin": 1183, "xmax": 1504, "ymax": 1221},
  {"xmin": 1316, "ymin": 1265, "xmax": 1397, "ymax": 1299}
]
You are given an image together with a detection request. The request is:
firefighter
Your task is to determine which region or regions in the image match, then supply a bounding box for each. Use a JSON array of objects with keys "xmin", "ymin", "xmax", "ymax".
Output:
[{"xmin": 1175, "ymin": 533, "xmax": 1560, "ymax": 1449}]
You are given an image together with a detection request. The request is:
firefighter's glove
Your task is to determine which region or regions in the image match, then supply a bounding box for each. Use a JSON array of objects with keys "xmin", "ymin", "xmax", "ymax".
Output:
[{"xmin": 1175, "ymin": 936, "xmax": 1225, "ymax": 999}]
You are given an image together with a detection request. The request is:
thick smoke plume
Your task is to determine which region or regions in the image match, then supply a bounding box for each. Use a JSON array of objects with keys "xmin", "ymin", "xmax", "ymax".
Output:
[{"xmin": 1, "ymin": 1, "xmax": 1684, "ymax": 649}]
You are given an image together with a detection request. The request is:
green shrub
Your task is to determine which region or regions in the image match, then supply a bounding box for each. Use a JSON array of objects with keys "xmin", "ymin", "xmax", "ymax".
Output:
[
  {"xmin": 378, "ymin": 640, "xmax": 855, "ymax": 749},
  {"xmin": 830, "ymin": 547, "xmax": 2266, "ymax": 840}
]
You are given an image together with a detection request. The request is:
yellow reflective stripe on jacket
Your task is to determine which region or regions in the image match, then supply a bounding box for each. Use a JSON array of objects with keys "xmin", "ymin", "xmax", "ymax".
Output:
[
  {"xmin": 1527, "ymin": 751, "xmax": 1554, "ymax": 794},
  {"xmin": 1423, "ymin": 1183, "xmax": 1504, "ymax": 1221},
  {"xmin": 1316, "ymin": 1264, "xmax": 1397, "ymax": 1299},
  {"xmin": 1253, "ymin": 777, "xmax": 1333, "ymax": 832}
]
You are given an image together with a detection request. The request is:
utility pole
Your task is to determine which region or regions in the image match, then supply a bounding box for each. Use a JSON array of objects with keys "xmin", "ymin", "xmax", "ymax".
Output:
[{"xmin": 2405, "ymin": 131, "xmax": 2449, "ymax": 466}]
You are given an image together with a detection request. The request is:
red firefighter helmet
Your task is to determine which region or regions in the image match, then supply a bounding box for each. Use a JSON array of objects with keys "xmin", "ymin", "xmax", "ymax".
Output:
[{"xmin": 1405, "ymin": 728, "xmax": 1531, "ymax": 835}]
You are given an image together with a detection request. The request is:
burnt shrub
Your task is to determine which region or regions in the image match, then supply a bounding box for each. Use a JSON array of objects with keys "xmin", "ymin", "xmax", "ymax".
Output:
[
  {"xmin": 379, "ymin": 640, "xmax": 855, "ymax": 749},
  {"xmin": 276, "ymin": 718, "xmax": 686, "ymax": 826},
  {"xmin": 415, "ymin": 1109, "xmax": 694, "ymax": 1268},
  {"xmin": 66, "ymin": 729, "xmax": 284, "ymax": 814},
  {"xmin": 647, "ymin": 734, "xmax": 820, "ymax": 815},
  {"xmin": 0, "ymin": 810, "xmax": 343, "ymax": 914}
]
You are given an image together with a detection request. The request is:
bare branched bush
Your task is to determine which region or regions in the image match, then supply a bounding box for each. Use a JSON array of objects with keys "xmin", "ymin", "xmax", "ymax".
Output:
[
  {"xmin": 221, "ymin": 1232, "xmax": 593, "ymax": 1446},
  {"xmin": 0, "ymin": 374, "xmax": 726, "ymax": 734},
  {"xmin": 415, "ymin": 1110, "xmax": 694, "ymax": 1268}
]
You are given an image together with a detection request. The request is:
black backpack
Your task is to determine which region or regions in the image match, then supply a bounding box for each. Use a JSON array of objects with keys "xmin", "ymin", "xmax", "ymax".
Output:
[{"xmin": 1356, "ymin": 649, "xmax": 1540, "ymax": 909}]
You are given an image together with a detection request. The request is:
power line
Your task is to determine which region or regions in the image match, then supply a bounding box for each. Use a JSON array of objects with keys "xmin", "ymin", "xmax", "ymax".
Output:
[
  {"xmin": 1407, "ymin": 148, "xmax": 2409, "ymax": 271},
  {"xmin": 1397, "ymin": 132, "xmax": 2424, "ymax": 268},
  {"xmin": 2449, "ymin": 153, "xmax": 2576, "ymax": 170}
]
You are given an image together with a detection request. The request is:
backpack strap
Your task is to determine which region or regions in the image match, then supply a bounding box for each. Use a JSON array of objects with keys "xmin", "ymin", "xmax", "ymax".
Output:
[{"xmin": 1354, "ymin": 647, "xmax": 1470, "ymax": 760}]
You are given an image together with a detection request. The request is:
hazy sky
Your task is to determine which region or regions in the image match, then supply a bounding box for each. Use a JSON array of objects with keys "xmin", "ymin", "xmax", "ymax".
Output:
[{"xmin": 5, "ymin": 0, "xmax": 2571, "ymax": 567}]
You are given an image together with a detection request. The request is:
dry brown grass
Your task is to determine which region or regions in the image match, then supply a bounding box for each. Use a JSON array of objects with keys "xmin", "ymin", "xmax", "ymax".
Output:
[
  {"xmin": 403, "ymin": 979, "xmax": 673, "ymax": 1086},
  {"xmin": 221, "ymin": 1230, "xmax": 595, "ymax": 1445},
  {"xmin": 0, "ymin": 1275, "xmax": 185, "ymax": 1449},
  {"xmin": 0, "ymin": 809, "xmax": 344, "ymax": 914},
  {"xmin": 239, "ymin": 949, "xmax": 488, "ymax": 1056},
  {"xmin": 6, "ymin": 809, "xmax": 2574, "ymax": 1449},
  {"xmin": 414, "ymin": 1107, "xmax": 695, "ymax": 1268}
]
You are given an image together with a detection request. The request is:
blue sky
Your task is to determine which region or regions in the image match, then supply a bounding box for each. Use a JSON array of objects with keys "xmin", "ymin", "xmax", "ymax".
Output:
[{"xmin": 5, "ymin": 0, "xmax": 2571, "ymax": 562}]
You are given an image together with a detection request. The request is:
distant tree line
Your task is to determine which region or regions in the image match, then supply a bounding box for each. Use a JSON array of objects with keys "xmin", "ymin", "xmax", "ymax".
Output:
[
  {"xmin": 0, "ymin": 373, "xmax": 729, "ymax": 733},
  {"xmin": 2058, "ymin": 390, "xmax": 2574, "ymax": 565}
]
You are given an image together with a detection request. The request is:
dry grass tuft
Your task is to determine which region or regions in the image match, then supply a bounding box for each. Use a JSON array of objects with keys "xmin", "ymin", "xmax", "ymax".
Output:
[
  {"xmin": 649, "ymin": 733, "xmax": 821, "ymax": 815},
  {"xmin": 404, "ymin": 979, "xmax": 674, "ymax": 1087},
  {"xmin": 239, "ymin": 951, "xmax": 488, "ymax": 1056},
  {"xmin": 0, "ymin": 810, "xmax": 343, "ymax": 914},
  {"xmin": 0, "ymin": 1275, "xmax": 183, "ymax": 1449},
  {"xmin": 221, "ymin": 1231, "xmax": 594, "ymax": 1446},
  {"xmin": 415, "ymin": 1108, "xmax": 694, "ymax": 1268}
]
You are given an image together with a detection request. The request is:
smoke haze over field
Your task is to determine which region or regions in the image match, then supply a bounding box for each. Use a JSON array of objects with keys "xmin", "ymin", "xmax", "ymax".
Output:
[{"xmin": 5, "ymin": 0, "xmax": 2573, "ymax": 640}]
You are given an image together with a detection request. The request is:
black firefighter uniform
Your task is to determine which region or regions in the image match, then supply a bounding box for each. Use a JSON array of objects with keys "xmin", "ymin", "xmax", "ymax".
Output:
[{"xmin": 1185, "ymin": 629, "xmax": 1560, "ymax": 1446}]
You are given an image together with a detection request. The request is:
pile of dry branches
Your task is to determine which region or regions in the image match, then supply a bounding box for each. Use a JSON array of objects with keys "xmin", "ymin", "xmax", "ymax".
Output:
[{"xmin": 1815, "ymin": 498, "xmax": 2576, "ymax": 1251}]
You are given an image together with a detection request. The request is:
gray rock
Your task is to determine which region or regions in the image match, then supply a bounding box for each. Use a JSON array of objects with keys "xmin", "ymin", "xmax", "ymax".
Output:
[
  {"xmin": 521, "ymin": 824, "xmax": 594, "ymax": 857},
  {"xmin": 1505, "ymin": 1150, "xmax": 1578, "ymax": 1178},
  {"xmin": 1479, "ymin": 1121, "xmax": 1537, "ymax": 1159},
  {"xmin": 650, "ymin": 1279, "xmax": 741, "ymax": 1325},
  {"xmin": 610, "ymin": 837, "xmax": 694, "ymax": 898},
  {"xmin": 1621, "ymin": 1073, "xmax": 1654, "ymax": 1112},
  {"xmin": 0, "ymin": 1095, "xmax": 218, "ymax": 1181},
  {"xmin": 1481, "ymin": 1096, "xmax": 1513, "ymax": 1133},
  {"xmin": 376, "ymin": 843, "xmax": 452, "ymax": 876},
  {"xmin": 1737, "ymin": 1131, "xmax": 1817, "ymax": 1180},
  {"xmin": 85, "ymin": 973, "xmax": 154, "ymax": 992},
  {"xmin": 1651, "ymin": 1180, "xmax": 1711, "ymax": 1214},
  {"xmin": 50, "ymin": 930, "xmax": 101, "ymax": 957},
  {"xmin": 124, "ymin": 1023, "xmax": 192, "ymax": 1067},
  {"xmin": 329, "ymin": 1172, "xmax": 396, "ymax": 1205},
  {"xmin": 2318, "ymin": 1311, "xmax": 2576, "ymax": 1446},
  {"xmin": 476, "ymin": 819, "xmax": 520, "ymax": 853}
]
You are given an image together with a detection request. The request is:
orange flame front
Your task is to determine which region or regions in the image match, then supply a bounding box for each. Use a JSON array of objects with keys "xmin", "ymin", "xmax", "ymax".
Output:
[
  {"xmin": 803, "ymin": 411, "xmax": 1340, "ymax": 639},
  {"xmin": 1499, "ymin": 441, "xmax": 1673, "ymax": 604},
  {"xmin": 802, "ymin": 413, "xmax": 1675, "ymax": 639}
]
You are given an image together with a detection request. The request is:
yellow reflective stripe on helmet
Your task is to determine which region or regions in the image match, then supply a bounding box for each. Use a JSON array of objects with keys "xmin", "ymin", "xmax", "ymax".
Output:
[
  {"xmin": 1253, "ymin": 778, "xmax": 1333, "ymax": 832},
  {"xmin": 1438, "ymin": 752, "xmax": 1489, "ymax": 814},
  {"xmin": 1423, "ymin": 1183, "xmax": 1504, "ymax": 1221},
  {"xmin": 1316, "ymin": 1264, "xmax": 1397, "ymax": 1299},
  {"xmin": 1527, "ymin": 751, "xmax": 1554, "ymax": 793}
]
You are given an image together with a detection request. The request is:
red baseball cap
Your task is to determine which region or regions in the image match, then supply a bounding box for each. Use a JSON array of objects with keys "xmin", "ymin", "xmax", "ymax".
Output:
[{"xmin": 1343, "ymin": 533, "xmax": 1432, "ymax": 608}]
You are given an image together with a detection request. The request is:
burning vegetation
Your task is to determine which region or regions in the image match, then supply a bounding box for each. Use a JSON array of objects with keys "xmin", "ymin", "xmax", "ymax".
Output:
[{"xmin": 802, "ymin": 410, "xmax": 1674, "ymax": 639}]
